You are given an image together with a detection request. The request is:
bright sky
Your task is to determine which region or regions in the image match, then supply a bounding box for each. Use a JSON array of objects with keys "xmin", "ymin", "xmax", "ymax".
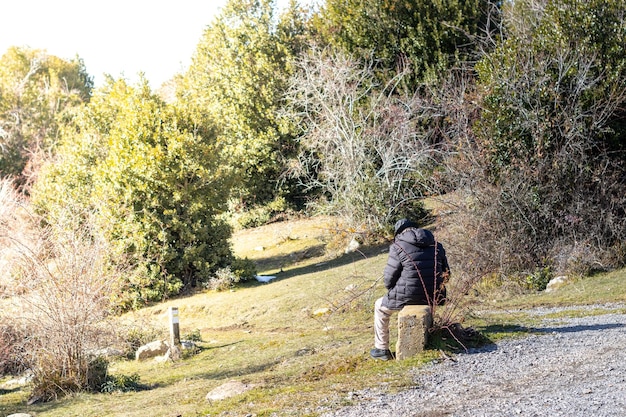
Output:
[{"xmin": 0, "ymin": 0, "xmax": 298, "ymax": 89}]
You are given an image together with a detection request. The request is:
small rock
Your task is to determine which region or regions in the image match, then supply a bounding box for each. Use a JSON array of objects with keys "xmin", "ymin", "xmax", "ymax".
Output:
[
  {"xmin": 136, "ymin": 340, "xmax": 169, "ymax": 361},
  {"xmin": 180, "ymin": 340, "xmax": 196, "ymax": 350},
  {"xmin": 545, "ymin": 275, "xmax": 568, "ymax": 292},
  {"xmin": 3, "ymin": 371, "xmax": 33, "ymax": 387},
  {"xmin": 206, "ymin": 380, "xmax": 255, "ymax": 401},
  {"xmin": 313, "ymin": 307, "xmax": 331, "ymax": 316},
  {"xmin": 344, "ymin": 236, "xmax": 361, "ymax": 254}
]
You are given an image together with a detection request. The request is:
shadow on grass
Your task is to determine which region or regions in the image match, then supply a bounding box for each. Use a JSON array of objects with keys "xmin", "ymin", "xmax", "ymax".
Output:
[
  {"xmin": 248, "ymin": 244, "xmax": 388, "ymax": 283},
  {"xmin": 431, "ymin": 323, "xmax": 533, "ymax": 354},
  {"xmin": 477, "ymin": 323, "xmax": 532, "ymax": 335},
  {"xmin": 252, "ymin": 244, "xmax": 327, "ymax": 273},
  {"xmin": 0, "ymin": 386, "xmax": 21, "ymax": 395},
  {"xmin": 194, "ymin": 357, "xmax": 282, "ymax": 382},
  {"xmin": 456, "ymin": 322, "xmax": 624, "ymax": 352}
]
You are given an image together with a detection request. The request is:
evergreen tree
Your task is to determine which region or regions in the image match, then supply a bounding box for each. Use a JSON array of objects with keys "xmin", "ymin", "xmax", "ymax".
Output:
[
  {"xmin": 33, "ymin": 78, "xmax": 245, "ymax": 307},
  {"xmin": 179, "ymin": 0, "xmax": 309, "ymax": 209},
  {"xmin": 312, "ymin": 0, "xmax": 489, "ymax": 87}
]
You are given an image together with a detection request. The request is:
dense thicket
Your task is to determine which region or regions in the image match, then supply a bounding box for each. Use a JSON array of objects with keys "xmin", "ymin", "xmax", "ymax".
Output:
[
  {"xmin": 465, "ymin": 0, "xmax": 626, "ymax": 278},
  {"xmin": 1, "ymin": 0, "xmax": 625, "ymax": 401},
  {"xmin": 285, "ymin": 49, "xmax": 435, "ymax": 231},
  {"xmin": 312, "ymin": 0, "xmax": 491, "ymax": 85}
]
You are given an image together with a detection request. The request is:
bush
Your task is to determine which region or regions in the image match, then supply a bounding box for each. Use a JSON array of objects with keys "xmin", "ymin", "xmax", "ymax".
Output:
[
  {"xmin": 286, "ymin": 49, "xmax": 444, "ymax": 233},
  {"xmin": 32, "ymin": 79, "xmax": 236, "ymax": 306},
  {"xmin": 117, "ymin": 322, "xmax": 164, "ymax": 359},
  {"xmin": 182, "ymin": 328, "xmax": 203, "ymax": 343},
  {"xmin": 0, "ymin": 324, "xmax": 27, "ymax": 376},
  {"xmin": 100, "ymin": 373, "xmax": 144, "ymax": 393},
  {"xmin": 29, "ymin": 355, "xmax": 109, "ymax": 402},
  {"xmin": 523, "ymin": 266, "xmax": 553, "ymax": 292},
  {"xmin": 204, "ymin": 259, "xmax": 257, "ymax": 291},
  {"xmin": 1, "ymin": 190, "xmax": 124, "ymax": 401},
  {"xmin": 205, "ymin": 267, "xmax": 241, "ymax": 292},
  {"xmin": 469, "ymin": 0, "xmax": 626, "ymax": 276},
  {"xmin": 229, "ymin": 257, "xmax": 257, "ymax": 282},
  {"xmin": 87, "ymin": 356, "xmax": 109, "ymax": 392}
]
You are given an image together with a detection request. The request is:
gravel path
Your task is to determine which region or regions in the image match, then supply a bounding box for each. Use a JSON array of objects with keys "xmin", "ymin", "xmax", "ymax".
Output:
[{"xmin": 323, "ymin": 305, "xmax": 626, "ymax": 417}]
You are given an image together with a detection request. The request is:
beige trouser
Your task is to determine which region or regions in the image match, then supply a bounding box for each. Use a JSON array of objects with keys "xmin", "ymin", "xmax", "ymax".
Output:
[{"xmin": 374, "ymin": 297, "xmax": 400, "ymax": 350}]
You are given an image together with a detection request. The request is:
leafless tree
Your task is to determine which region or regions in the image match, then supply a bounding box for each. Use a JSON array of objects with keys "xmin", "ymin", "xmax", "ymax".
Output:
[{"xmin": 285, "ymin": 48, "xmax": 449, "ymax": 233}]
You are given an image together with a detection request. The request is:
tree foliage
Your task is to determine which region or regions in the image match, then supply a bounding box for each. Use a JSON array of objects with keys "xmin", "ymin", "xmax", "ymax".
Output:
[
  {"xmin": 5, "ymin": 0, "xmax": 624, "ymax": 303},
  {"xmin": 33, "ymin": 78, "xmax": 244, "ymax": 307},
  {"xmin": 179, "ymin": 0, "xmax": 309, "ymax": 208},
  {"xmin": 312, "ymin": 0, "xmax": 490, "ymax": 85},
  {"xmin": 0, "ymin": 47, "xmax": 92, "ymax": 186}
]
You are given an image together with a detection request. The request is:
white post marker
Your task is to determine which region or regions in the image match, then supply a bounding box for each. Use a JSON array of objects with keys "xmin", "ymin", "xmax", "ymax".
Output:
[{"xmin": 169, "ymin": 306, "xmax": 181, "ymax": 349}]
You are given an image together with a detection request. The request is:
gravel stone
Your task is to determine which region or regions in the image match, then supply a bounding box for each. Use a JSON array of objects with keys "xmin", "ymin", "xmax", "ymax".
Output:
[{"xmin": 323, "ymin": 305, "xmax": 626, "ymax": 417}]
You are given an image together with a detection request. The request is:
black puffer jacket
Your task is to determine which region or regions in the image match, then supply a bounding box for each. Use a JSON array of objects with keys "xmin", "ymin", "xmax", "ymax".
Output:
[{"xmin": 382, "ymin": 223, "xmax": 449, "ymax": 310}]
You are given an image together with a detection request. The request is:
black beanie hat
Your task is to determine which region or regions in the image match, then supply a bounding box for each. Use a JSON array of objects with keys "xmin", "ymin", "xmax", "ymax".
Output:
[{"xmin": 394, "ymin": 218, "xmax": 418, "ymax": 235}]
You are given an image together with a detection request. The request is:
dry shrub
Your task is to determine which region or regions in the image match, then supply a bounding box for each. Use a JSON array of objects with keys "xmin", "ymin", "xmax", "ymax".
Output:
[
  {"xmin": 115, "ymin": 319, "xmax": 165, "ymax": 359},
  {"xmin": 205, "ymin": 266, "xmax": 241, "ymax": 292},
  {"xmin": 0, "ymin": 179, "xmax": 32, "ymax": 292},
  {"xmin": 0, "ymin": 324, "xmax": 28, "ymax": 376},
  {"xmin": 0, "ymin": 178, "xmax": 124, "ymax": 401}
]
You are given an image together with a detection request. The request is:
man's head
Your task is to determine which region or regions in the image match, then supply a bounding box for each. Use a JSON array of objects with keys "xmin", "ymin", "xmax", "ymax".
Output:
[{"xmin": 394, "ymin": 218, "xmax": 419, "ymax": 236}]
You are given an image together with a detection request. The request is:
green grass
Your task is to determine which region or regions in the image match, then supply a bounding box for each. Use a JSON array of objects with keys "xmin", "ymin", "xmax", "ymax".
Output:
[{"xmin": 1, "ymin": 217, "xmax": 625, "ymax": 416}]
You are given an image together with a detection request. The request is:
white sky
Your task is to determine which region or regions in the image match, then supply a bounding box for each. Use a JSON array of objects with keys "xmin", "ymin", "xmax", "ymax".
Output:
[{"xmin": 0, "ymin": 0, "xmax": 298, "ymax": 88}]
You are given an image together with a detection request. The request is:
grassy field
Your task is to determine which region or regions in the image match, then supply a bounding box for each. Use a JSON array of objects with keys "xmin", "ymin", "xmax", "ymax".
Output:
[{"xmin": 1, "ymin": 216, "xmax": 625, "ymax": 416}]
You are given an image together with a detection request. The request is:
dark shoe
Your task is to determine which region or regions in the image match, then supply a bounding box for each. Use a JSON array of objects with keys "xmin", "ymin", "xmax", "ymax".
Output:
[{"xmin": 370, "ymin": 348, "xmax": 393, "ymax": 360}]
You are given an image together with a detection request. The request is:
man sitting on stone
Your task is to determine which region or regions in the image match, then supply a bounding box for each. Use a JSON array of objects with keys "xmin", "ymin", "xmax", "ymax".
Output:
[{"xmin": 371, "ymin": 218, "xmax": 450, "ymax": 360}]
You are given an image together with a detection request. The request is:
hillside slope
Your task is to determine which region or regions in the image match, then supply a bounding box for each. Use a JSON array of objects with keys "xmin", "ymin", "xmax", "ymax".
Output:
[{"xmin": 1, "ymin": 215, "xmax": 625, "ymax": 416}]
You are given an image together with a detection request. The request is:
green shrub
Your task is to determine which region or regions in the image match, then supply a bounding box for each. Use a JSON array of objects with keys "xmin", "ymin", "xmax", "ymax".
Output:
[
  {"xmin": 182, "ymin": 329, "xmax": 203, "ymax": 343},
  {"xmin": 204, "ymin": 258, "xmax": 256, "ymax": 291},
  {"xmin": 234, "ymin": 196, "xmax": 292, "ymax": 229},
  {"xmin": 100, "ymin": 373, "xmax": 143, "ymax": 393},
  {"xmin": 32, "ymin": 79, "xmax": 237, "ymax": 307},
  {"xmin": 524, "ymin": 266, "xmax": 553, "ymax": 292},
  {"xmin": 87, "ymin": 356, "xmax": 109, "ymax": 392},
  {"xmin": 230, "ymin": 257, "xmax": 257, "ymax": 282}
]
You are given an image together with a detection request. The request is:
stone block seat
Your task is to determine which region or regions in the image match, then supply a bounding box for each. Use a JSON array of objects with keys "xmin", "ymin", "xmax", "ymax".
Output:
[{"xmin": 395, "ymin": 305, "xmax": 432, "ymax": 360}]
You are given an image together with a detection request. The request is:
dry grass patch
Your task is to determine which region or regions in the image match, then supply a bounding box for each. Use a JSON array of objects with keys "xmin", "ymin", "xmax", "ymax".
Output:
[
  {"xmin": 0, "ymin": 220, "xmax": 400, "ymax": 416},
  {"xmin": 231, "ymin": 215, "xmax": 343, "ymax": 274}
]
